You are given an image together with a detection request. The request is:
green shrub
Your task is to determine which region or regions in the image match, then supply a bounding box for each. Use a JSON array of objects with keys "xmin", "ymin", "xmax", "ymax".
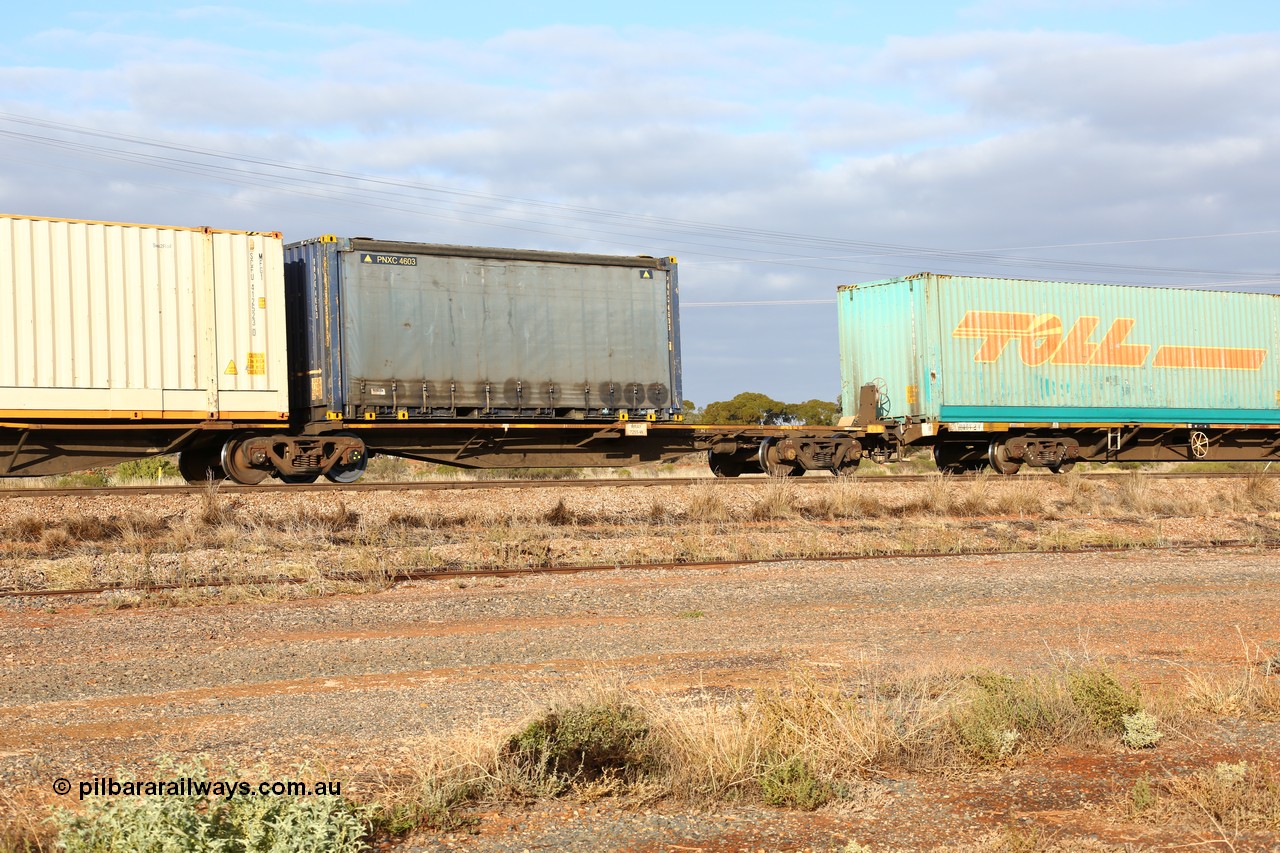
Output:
[
  {"xmin": 113, "ymin": 457, "xmax": 179, "ymax": 482},
  {"xmin": 1067, "ymin": 666, "xmax": 1140, "ymax": 735},
  {"xmin": 53, "ymin": 470, "xmax": 110, "ymax": 488},
  {"xmin": 758, "ymin": 755, "xmax": 834, "ymax": 810},
  {"xmin": 502, "ymin": 700, "xmax": 653, "ymax": 787},
  {"xmin": 950, "ymin": 672, "xmax": 1065, "ymax": 764},
  {"xmin": 363, "ymin": 454, "xmax": 412, "ymax": 482},
  {"xmin": 54, "ymin": 760, "xmax": 367, "ymax": 853}
]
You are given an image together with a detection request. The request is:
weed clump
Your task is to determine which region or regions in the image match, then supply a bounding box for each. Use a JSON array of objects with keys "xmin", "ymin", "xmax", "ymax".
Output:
[
  {"xmin": 950, "ymin": 672, "xmax": 1071, "ymax": 764},
  {"xmin": 1130, "ymin": 775, "xmax": 1157, "ymax": 815},
  {"xmin": 199, "ymin": 482, "xmax": 236, "ymax": 527},
  {"xmin": 758, "ymin": 755, "xmax": 834, "ymax": 810},
  {"xmin": 10, "ymin": 516, "xmax": 47, "ymax": 542},
  {"xmin": 1066, "ymin": 666, "xmax": 1141, "ymax": 735},
  {"xmin": 1160, "ymin": 761, "xmax": 1280, "ymax": 833},
  {"xmin": 294, "ymin": 501, "xmax": 361, "ymax": 536},
  {"xmin": 802, "ymin": 480, "xmax": 877, "ymax": 520},
  {"xmin": 386, "ymin": 510, "xmax": 429, "ymax": 529},
  {"xmin": 502, "ymin": 699, "xmax": 654, "ymax": 789},
  {"xmin": 686, "ymin": 483, "xmax": 730, "ymax": 523},
  {"xmin": 1241, "ymin": 473, "xmax": 1276, "ymax": 509}
]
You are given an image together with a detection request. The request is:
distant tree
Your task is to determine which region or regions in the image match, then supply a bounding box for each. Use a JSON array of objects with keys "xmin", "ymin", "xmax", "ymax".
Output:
[
  {"xmin": 785, "ymin": 399, "xmax": 840, "ymax": 426},
  {"xmin": 681, "ymin": 399, "xmax": 700, "ymax": 423},
  {"xmin": 697, "ymin": 393, "xmax": 841, "ymax": 426},
  {"xmin": 701, "ymin": 392, "xmax": 789, "ymax": 425}
]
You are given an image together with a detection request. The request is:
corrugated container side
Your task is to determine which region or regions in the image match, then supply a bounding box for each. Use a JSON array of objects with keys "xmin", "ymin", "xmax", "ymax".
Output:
[
  {"xmin": 285, "ymin": 237, "xmax": 681, "ymax": 421},
  {"xmin": 840, "ymin": 273, "xmax": 1280, "ymax": 424},
  {"xmin": 838, "ymin": 280, "xmax": 923, "ymax": 419},
  {"xmin": 0, "ymin": 214, "xmax": 289, "ymax": 420}
]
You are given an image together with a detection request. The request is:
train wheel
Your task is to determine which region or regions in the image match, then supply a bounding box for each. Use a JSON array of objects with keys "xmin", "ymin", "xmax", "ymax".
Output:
[
  {"xmin": 324, "ymin": 441, "xmax": 368, "ymax": 484},
  {"xmin": 987, "ymin": 441, "xmax": 1022, "ymax": 476},
  {"xmin": 221, "ymin": 437, "xmax": 270, "ymax": 485},
  {"xmin": 757, "ymin": 438, "xmax": 804, "ymax": 478},
  {"xmin": 1047, "ymin": 461, "xmax": 1076, "ymax": 474},
  {"xmin": 834, "ymin": 459, "xmax": 860, "ymax": 477},
  {"xmin": 178, "ymin": 447, "xmax": 226, "ymax": 484}
]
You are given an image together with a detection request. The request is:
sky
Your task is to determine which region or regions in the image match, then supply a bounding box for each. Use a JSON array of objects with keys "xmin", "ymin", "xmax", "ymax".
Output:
[{"xmin": 3, "ymin": 1, "xmax": 1279, "ymax": 406}]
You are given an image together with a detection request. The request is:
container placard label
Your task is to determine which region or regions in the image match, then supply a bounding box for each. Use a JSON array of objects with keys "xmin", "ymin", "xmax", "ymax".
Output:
[{"xmin": 360, "ymin": 253, "xmax": 418, "ymax": 266}]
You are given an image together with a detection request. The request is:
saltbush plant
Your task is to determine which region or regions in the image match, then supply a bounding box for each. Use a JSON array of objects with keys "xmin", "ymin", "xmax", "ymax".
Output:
[
  {"xmin": 1121, "ymin": 710, "xmax": 1164, "ymax": 748},
  {"xmin": 53, "ymin": 759, "xmax": 368, "ymax": 853}
]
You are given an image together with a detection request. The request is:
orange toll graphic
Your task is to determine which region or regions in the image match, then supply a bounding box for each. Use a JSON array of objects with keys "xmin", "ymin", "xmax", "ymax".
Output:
[{"xmin": 952, "ymin": 310, "xmax": 1266, "ymax": 370}]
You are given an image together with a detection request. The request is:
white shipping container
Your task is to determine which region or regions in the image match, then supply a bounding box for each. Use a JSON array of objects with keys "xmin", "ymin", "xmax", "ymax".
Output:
[{"xmin": 0, "ymin": 214, "xmax": 289, "ymax": 420}]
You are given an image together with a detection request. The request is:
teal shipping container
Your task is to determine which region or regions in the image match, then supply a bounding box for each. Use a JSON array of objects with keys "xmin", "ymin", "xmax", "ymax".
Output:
[{"xmin": 838, "ymin": 273, "xmax": 1280, "ymax": 425}]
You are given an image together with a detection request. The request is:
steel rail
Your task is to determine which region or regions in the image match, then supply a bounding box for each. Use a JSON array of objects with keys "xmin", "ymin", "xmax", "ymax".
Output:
[
  {"xmin": 0, "ymin": 470, "xmax": 1276, "ymax": 499},
  {"xmin": 3, "ymin": 539, "xmax": 1274, "ymax": 599}
]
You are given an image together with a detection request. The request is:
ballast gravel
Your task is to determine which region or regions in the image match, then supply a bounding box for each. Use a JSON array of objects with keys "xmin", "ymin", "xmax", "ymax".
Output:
[{"xmin": 1, "ymin": 492, "xmax": 1278, "ymax": 850}]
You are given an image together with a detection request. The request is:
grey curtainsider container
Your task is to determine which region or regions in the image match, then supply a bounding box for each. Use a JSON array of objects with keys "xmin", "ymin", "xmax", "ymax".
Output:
[{"xmin": 284, "ymin": 236, "xmax": 682, "ymax": 423}]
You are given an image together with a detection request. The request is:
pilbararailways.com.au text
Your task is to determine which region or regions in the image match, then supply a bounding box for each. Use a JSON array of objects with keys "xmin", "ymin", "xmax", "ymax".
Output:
[{"xmin": 54, "ymin": 776, "xmax": 343, "ymax": 801}]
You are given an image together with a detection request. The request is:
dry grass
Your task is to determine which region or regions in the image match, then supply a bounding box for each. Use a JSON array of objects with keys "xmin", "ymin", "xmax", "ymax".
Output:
[
  {"xmin": 5, "ymin": 653, "xmax": 1279, "ymax": 845},
  {"xmin": 1126, "ymin": 761, "xmax": 1280, "ymax": 840},
  {"xmin": 0, "ymin": 787, "xmax": 55, "ymax": 853},
  {"xmin": 685, "ymin": 482, "xmax": 731, "ymax": 523},
  {"xmin": 364, "ymin": 655, "xmax": 1275, "ymax": 834},
  {"xmin": 365, "ymin": 659, "xmax": 1164, "ymax": 830},
  {"xmin": 1178, "ymin": 638, "xmax": 1280, "ymax": 721},
  {"xmin": 3, "ymin": 472, "xmax": 1277, "ymax": 605},
  {"xmin": 749, "ymin": 481, "xmax": 798, "ymax": 521}
]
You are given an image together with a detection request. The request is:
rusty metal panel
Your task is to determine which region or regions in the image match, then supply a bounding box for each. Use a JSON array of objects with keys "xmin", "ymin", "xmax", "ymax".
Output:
[
  {"xmin": 284, "ymin": 237, "xmax": 682, "ymax": 420},
  {"xmin": 839, "ymin": 273, "xmax": 1280, "ymax": 424},
  {"xmin": 0, "ymin": 213, "xmax": 289, "ymax": 419}
]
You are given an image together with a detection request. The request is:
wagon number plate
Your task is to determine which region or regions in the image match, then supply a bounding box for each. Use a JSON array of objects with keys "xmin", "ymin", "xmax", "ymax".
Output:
[{"xmin": 360, "ymin": 253, "xmax": 418, "ymax": 266}]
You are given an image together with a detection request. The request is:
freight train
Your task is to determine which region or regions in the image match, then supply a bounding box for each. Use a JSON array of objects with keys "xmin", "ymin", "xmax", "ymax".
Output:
[{"xmin": 2, "ymin": 213, "xmax": 1277, "ymax": 484}]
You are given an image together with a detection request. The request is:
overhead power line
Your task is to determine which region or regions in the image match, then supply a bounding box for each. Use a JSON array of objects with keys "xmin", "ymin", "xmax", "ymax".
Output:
[{"xmin": 0, "ymin": 111, "xmax": 1276, "ymax": 289}]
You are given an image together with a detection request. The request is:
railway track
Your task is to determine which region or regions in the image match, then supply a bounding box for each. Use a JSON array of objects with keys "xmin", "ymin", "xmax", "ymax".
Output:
[
  {"xmin": 0, "ymin": 469, "xmax": 1275, "ymax": 498},
  {"xmin": 3, "ymin": 538, "xmax": 1275, "ymax": 600}
]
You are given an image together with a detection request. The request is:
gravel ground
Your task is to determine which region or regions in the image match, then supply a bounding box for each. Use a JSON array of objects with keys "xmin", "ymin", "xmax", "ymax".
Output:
[{"xmin": 1, "ymin": 481, "xmax": 1279, "ymax": 850}]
